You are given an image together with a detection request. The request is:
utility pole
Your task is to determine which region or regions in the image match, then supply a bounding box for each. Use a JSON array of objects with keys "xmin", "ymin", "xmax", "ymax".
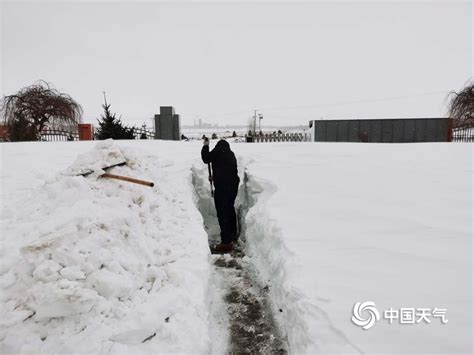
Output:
[{"xmin": 253, "ymin": 109, "xmax": 257, "ymax": 136}]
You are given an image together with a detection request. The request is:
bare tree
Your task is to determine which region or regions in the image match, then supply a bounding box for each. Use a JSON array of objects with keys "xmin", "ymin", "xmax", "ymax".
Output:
[
  {"xmin": 448, "ymin": 79, "xmax": 473, "ymax": 128},
  {"xmin": 1, "ymin": 80, "xmax": 82, "ymax": 141}
]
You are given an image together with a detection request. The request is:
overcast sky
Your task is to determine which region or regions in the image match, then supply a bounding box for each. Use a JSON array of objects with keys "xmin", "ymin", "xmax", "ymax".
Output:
[{"xmin": 1, "ymin": 1, "xmax": 472, "ymax": 127}]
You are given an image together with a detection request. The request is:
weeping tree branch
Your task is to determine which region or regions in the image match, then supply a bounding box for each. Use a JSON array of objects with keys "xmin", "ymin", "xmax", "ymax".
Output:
[
  {"xmin": 1, "ymin": 80, "xmax": 83, "ymax": 141},
  {"xmin": 448, "ymin": 79, "xmax": 474, "ymax": 128}
]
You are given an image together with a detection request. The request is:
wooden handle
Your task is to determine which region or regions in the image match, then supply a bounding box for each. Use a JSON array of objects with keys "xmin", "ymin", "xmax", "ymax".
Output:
[
  {"xmin": 207, "ymin": 164, "xmax": 214, "ymax": 197},
  {"xmin": 101, "ymin": 173, "xmax": 154, "ymax": 187}
]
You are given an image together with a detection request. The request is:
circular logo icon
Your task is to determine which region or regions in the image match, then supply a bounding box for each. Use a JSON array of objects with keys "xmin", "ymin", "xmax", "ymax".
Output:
[{"xmin": 352, "ymin": 301, "xmax": 380, "ymax": 330}]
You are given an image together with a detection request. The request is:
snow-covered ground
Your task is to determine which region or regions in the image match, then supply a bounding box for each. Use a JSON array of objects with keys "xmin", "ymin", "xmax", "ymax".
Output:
[
  {"xmin": 0, "ymin": 139, "xmax": 472, "ymax": 354},
  {"xmin": 237, "ymin": 142, "xmax": 472, "ymax": 354}
]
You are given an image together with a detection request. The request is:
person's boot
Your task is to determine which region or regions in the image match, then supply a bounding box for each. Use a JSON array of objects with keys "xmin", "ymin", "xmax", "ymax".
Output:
[{"xmin": 214, "ymin": 242, "xmax": 233, "ymax": 253}]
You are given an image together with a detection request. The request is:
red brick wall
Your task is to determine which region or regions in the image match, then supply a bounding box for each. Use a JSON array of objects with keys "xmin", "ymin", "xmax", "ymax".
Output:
[
  {"xmin": 78, "ymin": 124, "xmax": 94, "ymax": 141},
  {"xmin": 0, "ymin": 124, "xmax": 7, "ymax": 141}
]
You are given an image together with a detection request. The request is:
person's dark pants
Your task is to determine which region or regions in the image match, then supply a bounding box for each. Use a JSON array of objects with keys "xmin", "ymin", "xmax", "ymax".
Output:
[{"xmin": 214, "ymin": 182, "xmax": 239, "ymax": 244}]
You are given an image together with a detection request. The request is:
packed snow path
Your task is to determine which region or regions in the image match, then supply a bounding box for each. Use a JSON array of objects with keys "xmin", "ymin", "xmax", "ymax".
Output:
[{"xmin": 192, "ymin": 168, "xmax": 288, "ymax": 354}]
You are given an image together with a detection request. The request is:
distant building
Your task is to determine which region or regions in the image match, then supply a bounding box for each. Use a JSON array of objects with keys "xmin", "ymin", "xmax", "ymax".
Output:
[
  {"xmin": 154, "ymin": 107, "xmax": 181, "ymax": 140},
  {"xmin": 193, "ymin": 118, "xmax": 215, "ymax": 129}
]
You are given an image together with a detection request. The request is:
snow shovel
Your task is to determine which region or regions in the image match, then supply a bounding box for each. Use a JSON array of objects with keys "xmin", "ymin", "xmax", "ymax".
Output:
[
  {"xmin": 208, "ymin": 163, "xmax": 214, "ymax": 197},
  {"xmin": 80, "ymin": 162, "xmax": 154, "ymax": 188}
]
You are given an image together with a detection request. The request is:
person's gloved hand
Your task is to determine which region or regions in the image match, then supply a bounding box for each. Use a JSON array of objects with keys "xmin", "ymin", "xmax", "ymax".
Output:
[{"xmin": 203, "ymin": 137, "xmax": 209, "ymax": 146}]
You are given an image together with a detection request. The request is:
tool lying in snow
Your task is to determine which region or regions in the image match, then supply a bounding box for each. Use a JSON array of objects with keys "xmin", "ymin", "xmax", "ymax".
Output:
[
  {"xmin": 80, "ymin": 162, "xmax": 155, "ymax": 188},
  {"xmin": 65, "ymin": 140, "xmax": 154, "ymax": 188},
  {"xmin": 100, "ymin": 173, "xmax": 154, "ymax": 187}
]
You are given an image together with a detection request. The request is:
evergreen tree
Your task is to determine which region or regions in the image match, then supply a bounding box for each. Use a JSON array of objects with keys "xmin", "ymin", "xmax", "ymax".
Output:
[{"xmin": 95, "ymin": 93, "xmax": 135, "ymax": 140}]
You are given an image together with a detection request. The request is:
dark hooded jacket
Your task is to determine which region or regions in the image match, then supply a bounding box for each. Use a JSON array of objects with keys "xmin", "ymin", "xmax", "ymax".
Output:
[{"xmin": 201, "ymin": 140, "xmax": 239, "ymax": 188}]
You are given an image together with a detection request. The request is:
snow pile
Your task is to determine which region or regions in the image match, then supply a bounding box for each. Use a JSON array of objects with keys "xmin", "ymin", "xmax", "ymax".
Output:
[
  {"xmin": 240, "ymin": 170, "xmax": 359, "ymax": 353},
  {"xmin": 0, "ymin": 141, "xmax": 210, "ymax": 353},
  {"xmin": 63, "ymin": 139, "xmax": 128, "ymax": 177}
]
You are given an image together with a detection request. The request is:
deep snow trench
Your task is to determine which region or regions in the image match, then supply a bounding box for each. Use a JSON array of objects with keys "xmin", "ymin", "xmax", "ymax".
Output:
[{"xmin": 192, "ymin": 166, "xmax": 288, "ymax": 354}]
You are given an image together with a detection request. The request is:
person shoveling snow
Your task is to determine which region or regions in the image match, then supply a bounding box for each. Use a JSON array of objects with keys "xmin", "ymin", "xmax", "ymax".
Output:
[{"xmin": 201, "ymin": 138, "xmax": 240, "ymax": 253}]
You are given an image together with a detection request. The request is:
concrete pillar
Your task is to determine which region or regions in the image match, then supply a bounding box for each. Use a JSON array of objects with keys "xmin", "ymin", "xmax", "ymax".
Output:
[{"xmin": 154, "ymin": 106, "xmax": 181, "ymax": 140}]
